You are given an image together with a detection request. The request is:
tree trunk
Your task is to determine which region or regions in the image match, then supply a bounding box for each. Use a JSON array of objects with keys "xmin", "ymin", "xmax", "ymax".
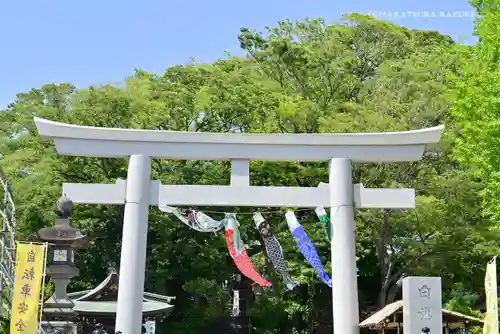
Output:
[{"xmin": 374, "ymin": 210, "xmax": 394, "ymax": 308}]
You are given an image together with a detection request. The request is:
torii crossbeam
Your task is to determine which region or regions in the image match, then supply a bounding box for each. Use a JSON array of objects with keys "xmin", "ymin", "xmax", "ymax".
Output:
[{"xmin": 34, "ymin": 117, "xmax": 444, "ymax": 334}]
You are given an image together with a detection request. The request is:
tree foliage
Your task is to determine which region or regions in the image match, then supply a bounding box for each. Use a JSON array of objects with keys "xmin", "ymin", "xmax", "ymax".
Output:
[
  {"xmin": 451, "ymin": 1, "xmax": 500, "ymax": 224},
  {"xmin": 0, "ymin": 14, "xmax": 496, "ymax": 333}
]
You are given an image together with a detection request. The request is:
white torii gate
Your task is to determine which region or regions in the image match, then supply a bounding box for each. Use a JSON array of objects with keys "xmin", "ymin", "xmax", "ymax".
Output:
[{"xmin": 34, "ymin": 117, "xmax": 444, "ymax": 334}]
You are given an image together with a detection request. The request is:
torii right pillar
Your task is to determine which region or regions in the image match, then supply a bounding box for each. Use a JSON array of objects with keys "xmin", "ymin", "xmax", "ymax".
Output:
[{"xmin": 329, "ymin": 158, "xmax": 359, "ymax": 334}]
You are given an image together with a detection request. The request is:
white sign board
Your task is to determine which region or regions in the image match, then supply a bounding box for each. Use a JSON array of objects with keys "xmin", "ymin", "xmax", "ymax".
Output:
[
  {"xmin": 144, "ymin": 320, "xmax": 155, "ymax": 334},
  {"xmin": 403, "ymin": 277, "xmax": 442, "ymax": 334},
  {"xmin": 232, "ymin": 290, "xmax": 240, "ymax": 317}
]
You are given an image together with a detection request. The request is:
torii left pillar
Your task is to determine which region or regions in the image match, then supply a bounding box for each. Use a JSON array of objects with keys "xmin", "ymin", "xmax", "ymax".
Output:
[{"xmin": 116, "ymin": 155, "xmax": 151, "ymax": 331}]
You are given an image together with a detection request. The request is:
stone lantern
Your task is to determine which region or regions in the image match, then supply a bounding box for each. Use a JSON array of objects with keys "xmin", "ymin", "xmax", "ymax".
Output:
[{"xmin": 37, "ymin": 194, "xmax": 89, "ymax": 334}]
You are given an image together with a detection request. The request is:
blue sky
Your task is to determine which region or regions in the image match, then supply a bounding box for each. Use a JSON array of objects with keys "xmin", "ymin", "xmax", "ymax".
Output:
[{"xmin": 0, "ymin": 0, "xmax": 476, "ymax": 108}]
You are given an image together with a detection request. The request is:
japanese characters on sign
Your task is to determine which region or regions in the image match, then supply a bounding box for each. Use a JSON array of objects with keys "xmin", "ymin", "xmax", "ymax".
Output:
[
  {"xmin": 10, "ymin": 243, "xmax": 46, "ymax": 333},
  {"xmin": 418, "ymin": 285, "xmax": 431, "ymax": 299},
  {"xmin": 417, "ymin": 285, "xmax": 433, "ymax": 320},
  {"xmin": 403, "ymin": 277, "xmax": 442, "ymax": 334}
]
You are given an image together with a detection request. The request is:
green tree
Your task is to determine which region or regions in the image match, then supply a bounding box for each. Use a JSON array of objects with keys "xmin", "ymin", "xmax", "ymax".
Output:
[
  {"xmin": 451, "ymin": 2, "xmax": 500, "ymax": 224},
  {"xmin": 0, "ymin": 14, "xmax": 493, "ymax": 333}
]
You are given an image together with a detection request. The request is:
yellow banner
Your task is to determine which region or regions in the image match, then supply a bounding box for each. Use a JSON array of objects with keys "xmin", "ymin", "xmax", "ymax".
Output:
[
  {"xmin": 483, "ymin": 256, "xmax": 499, "ymax": 334},
  {"xmin": 10, "ymin": 243, "xmax": 46, "ymax": 334}
]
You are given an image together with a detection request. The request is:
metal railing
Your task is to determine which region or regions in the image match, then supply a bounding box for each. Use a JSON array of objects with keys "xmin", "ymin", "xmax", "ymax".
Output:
[{"xmin": 0, "ymin": 166, "xmax": 15, "ymax": 319}]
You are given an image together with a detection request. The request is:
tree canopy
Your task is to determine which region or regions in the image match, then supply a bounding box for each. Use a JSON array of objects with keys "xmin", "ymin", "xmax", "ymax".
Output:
[
  {"xmin": 0, "ymin": 13, "xmax": 497, "ymax": 334},
  {"xmin": 451, "ymin": 2, "xmax": 500, "ymax": 222}
]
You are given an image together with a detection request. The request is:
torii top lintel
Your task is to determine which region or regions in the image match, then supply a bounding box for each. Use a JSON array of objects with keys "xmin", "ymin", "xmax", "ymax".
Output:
[{"xmin": 34, "ymin": 117, "xmax": 444, "ymax": 162}]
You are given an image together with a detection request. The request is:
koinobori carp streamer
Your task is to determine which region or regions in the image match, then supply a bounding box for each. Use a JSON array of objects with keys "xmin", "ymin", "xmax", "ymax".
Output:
[
  {"xmin": 285, "ymin": 211, "xmax": 331, "ymax": 287},
  {"xmin": 159, "ymin": 205, "xmax": 223, "ymax": 233},
  {"xmin": 315, "ymin": 206, "xmax": 331, "ymax": 241},
  {"xmin": 223, "ymin": 213, "xmax": 271, "ymax": 287},
  {"xmin": 253, "ymin": 212, "xmax": 297, "ymax": 290}
]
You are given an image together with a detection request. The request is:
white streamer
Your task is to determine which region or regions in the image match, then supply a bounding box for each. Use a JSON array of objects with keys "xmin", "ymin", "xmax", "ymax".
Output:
[{"xmin": 159, "ymin": 205, "xmax": 224, "ymax": 233}]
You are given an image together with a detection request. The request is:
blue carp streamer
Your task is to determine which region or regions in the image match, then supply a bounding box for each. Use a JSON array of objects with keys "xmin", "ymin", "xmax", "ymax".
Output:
[{"xmin": 285, "ymin": 211, "xmax": 332, "ymax": 287}]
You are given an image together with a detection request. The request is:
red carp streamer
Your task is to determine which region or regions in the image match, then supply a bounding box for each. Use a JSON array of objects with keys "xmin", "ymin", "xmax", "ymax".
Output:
[{"xmin": 224, "ymin": 214, "xmax": 271, "ymax": 287}]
